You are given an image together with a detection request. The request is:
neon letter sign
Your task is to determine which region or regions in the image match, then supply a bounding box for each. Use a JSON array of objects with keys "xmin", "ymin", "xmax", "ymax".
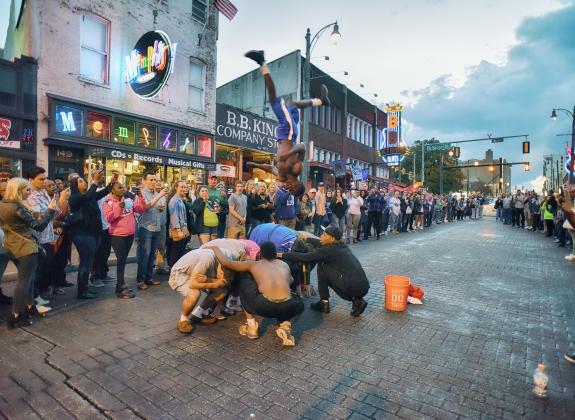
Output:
[
  {"xmin": 60, "ymin": 112, "xmax": 77, "ymax": 132},
  {"xmin": 118, "ymin": 127, "xmax": 128, "ymax": 138}
]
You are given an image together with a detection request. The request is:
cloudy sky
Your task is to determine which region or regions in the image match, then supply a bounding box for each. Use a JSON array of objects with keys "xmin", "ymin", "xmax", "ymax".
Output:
[{"xmin": 217, "ymin": 0, "xmax": 574, "ymax": 190}]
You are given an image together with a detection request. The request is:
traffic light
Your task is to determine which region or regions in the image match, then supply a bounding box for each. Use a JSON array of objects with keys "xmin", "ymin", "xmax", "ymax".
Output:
[
  {"xmin": 452, "ymin": 147, "xmax": 460, "ymax": 158},
  {"xmin": 522, "ymin": 141, "xmax": 530, "ymax": 154},
  {"xmin": 524, "ymin": 162, "xmax": 530, "ymax": 171}
]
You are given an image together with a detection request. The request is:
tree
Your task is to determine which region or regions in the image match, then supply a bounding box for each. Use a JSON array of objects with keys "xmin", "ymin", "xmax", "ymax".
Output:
[{"xmin": 398, "ymin": 139, "xmax": 465, "ymax": 193}]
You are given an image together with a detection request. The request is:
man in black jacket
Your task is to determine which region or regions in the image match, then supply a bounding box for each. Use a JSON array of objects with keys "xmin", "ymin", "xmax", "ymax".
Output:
[{"xmin": 280, "ymin": 225, "xmax": 370, "ymax": 317}]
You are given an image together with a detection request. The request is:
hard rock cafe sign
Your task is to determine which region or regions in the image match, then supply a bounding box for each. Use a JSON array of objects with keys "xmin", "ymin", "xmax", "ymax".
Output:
[{"xmin": 125, "ymin": 30, "xmax": 177, "ymax": 99}]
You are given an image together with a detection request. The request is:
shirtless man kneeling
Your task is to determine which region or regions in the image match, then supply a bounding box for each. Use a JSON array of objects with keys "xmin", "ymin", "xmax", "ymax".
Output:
[
  {"xmin": 169, "ymin": 248, "xmax": 231, "ymax": 334},
  {"xmin": 207, "ymin": 241, "xmax": 304, "ymax": 346}
]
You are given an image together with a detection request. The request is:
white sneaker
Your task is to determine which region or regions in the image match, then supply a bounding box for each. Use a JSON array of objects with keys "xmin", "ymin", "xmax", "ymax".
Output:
[
  {"xmin": 565, "ymin": 255, "xmax": 575, "ymax": 261},
  {"xmin": 36, "ymin": 305, "xmax": 52, "ymax": 314},
  {"xmin": 35, "ymin": 296, "xmax": 50, "ymax": 306}
]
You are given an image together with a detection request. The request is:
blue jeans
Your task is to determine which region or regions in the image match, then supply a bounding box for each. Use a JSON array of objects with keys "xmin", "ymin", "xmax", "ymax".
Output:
[
  {"xmin": 72, "ymin": 235, "xmax": 97, "ymax": 275},
  {"xmin": 137, "ymin": 227, "xmax": 160, "ymax": 283},
  {"xmin": 496, "ymin": 208, "xmax": 502, "ymax": 221}
]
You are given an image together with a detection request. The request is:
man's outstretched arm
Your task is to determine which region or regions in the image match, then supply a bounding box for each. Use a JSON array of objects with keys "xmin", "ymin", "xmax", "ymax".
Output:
[{"xmin": 207, "ymin": 246, "xmax": 254, "ymax": 272}]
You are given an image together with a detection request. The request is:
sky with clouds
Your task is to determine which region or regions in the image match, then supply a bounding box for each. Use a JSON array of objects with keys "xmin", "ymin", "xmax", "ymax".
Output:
[
  {"xmin": 215, "ymin": 0, "xmax": 573, "ymax": 190},
  {"xmin": 2, "ymin": 0, "xmax": 573, "ymax": 189}
]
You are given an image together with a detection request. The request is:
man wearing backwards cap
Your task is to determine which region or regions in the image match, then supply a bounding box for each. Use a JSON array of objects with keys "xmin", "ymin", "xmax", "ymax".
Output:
[{"xmin": 280, "ymin": 225, "xmax": 370, "ymax": 316}]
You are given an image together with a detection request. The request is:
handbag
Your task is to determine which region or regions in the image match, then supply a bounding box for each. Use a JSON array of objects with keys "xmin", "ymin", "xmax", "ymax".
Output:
[{"xmin": 169, "ymin": 226, "xmax": 190, "ymax": 242}]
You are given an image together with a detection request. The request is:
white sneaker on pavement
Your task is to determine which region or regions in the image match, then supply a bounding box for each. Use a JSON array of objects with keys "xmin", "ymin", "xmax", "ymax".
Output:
[
  {"xmin": 90, "ymin": 279, "xmax": 105, "ymax": 288},
  {"xmin": 35, "ymin": 296, "xmax": 50, "ymax": 306},
  {"xmin": 564, "ymin": 255, "xmax": 575, "ymax": 261}
]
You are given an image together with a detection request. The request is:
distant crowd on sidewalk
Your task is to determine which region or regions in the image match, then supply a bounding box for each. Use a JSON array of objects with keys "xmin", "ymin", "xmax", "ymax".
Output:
[
  {"xmin": 494, "ymin": 187, "xmax": 575, "ymax": 259},
  {"xmin": 0, "ymin": 164, "xmax": 483, "ymax": 329}
]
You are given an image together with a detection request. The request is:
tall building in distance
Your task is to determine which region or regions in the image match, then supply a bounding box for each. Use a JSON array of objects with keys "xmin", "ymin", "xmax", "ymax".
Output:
[
  {"xmin": 462, "ymin": 149, "xmax": 512, "ymax": 195},
  {"xmin": 543, "ymin": 154, "xmax": 567, "ymax": 192}
]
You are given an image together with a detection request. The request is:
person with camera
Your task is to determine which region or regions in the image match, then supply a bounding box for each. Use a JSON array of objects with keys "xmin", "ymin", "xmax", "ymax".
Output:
[
  {"xmin": 68, "ymin": 170, "xmax": 118, "ymax": 299},
  {"xmin": 103, "ymin": 181, "xmax": 147, "ymax": 299},
  {"xmin": 136, "ymin": 172, "xmax": 168, "ymax": 291},
  {"xmin": 0, "ymin": 177, "xmax": 58, "ymax": 328},
  {"xmin": 168, "ymin": 181, "xmax": 191, "ymax": 267}
]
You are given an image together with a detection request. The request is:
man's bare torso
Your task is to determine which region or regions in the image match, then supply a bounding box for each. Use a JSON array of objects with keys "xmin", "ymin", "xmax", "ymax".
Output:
[{"xmin": 249, "ymin": 259, "xmax": 292, "ymax": 300}]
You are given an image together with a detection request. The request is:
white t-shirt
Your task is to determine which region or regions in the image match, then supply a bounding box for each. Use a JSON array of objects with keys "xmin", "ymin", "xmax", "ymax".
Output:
[{"xmin": 390, "ymin": 197, "xmax": 401, "ymax": 215}]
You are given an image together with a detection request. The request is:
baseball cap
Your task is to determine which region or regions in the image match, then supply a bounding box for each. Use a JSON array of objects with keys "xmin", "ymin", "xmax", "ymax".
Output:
[
  {"xmin": 318, "ymin": 182, "xmax": 325, "ymax": 186},
  {"xmin": 321, "ymin": 224, "xmax": 342, "ymax": 241},
  {"xmin": 309, "ymin": 188, "xmax": 317, "ymax": 193}
]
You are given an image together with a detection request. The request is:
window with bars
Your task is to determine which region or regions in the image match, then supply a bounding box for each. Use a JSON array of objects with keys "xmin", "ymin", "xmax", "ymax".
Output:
[
  {"xmin": 80, "ymin": 14, "xmax": 110, "ymax": 84},
  {"xmin": 189, "ymin": 58, "xmax": 206, "ymax": 112},
  {"xmin": 192, "ymin": 0, "xmax": 208, "ymax": 23}
]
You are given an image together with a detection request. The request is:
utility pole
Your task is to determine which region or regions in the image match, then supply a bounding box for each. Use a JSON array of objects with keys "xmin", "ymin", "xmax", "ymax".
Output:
[
  {"xmin": 413, "ymin": 150, "xmax": 416, "ymax": 184},
  {"xmin": 421, "ymin": 141, "xmax": 425, "ymax": 184},
  {"xmin": 440, "ymin": 153, "xmax": 444, "ymax": 194},
  {"xmin": 499, "ymin": 157, "xmax": 503, "ymax": 194}
]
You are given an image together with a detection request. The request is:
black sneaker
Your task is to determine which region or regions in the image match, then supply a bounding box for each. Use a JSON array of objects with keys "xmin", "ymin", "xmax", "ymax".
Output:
[
  {"xmin": 565, "ymin": 354, "xmax": 575, "ymax": 364},
  {"xmin": 319, "ymin": 84, "xmax": 330, "ymax": 106},
  {"xmin": 310, "ymin": 300, "xmax": 330, "ymax": 314},
  {"xmin": 244, "ymin": 50, "xmax": 265, "ymax": 66},
  {"xmin": 351, "ymin": 298, "xmax": 368, "ymax": 317},
  {"xmin": 116, "ymin": 288, "xmax": 136, "ymax": 299}
]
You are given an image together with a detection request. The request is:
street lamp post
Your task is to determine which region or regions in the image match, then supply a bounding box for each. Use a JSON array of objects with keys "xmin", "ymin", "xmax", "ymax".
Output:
[
  {"xmin": 302, "ymin": 22, "xmax": 341, "ymax": 189},
  {"xmin": 550, "ymin": 106, "xmax": 575, "ymax": 185}
]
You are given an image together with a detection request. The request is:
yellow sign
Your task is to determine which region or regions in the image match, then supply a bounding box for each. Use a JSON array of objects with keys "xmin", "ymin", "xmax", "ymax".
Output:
[
  {"xmin": 385, "ymin": 103, "xmax": 403, "ymax": 113},
  {"xmin": 388, "ymin": 114, "xmax": 399, "ymax": 128}
]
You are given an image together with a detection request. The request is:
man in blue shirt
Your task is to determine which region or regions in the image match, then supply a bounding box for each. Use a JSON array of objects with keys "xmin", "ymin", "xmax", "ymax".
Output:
[{"xmin": 274, "ymin": 182, "xmax": 298, "ymax": 229}]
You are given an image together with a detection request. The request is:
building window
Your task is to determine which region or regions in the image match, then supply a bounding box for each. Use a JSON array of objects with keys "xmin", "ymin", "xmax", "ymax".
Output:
[
  {"xmin": 86, "ymin": 112, "xmax": 111, "ymax": 140},
  {"xmin": 80, "ymin": 14, "xmax": 110, "ymax": 84},
  {"xmin": 0, "ymin": 67, "xmax": 17, "ymax": 108},
  {"xmin": 138, "ymin": 123, "xmax": 158, "ymax": 149},
  {"xmin": 192, "ymin": 0, "xmax": 208, "ymax": 23},
  {"xmin": 189, "ymin": 58, "xmax": 206, "ymax": 112}
]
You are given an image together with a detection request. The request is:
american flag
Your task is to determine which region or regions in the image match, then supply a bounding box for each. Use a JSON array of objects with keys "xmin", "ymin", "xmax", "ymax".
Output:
[{"xmin": 214, "ymin": 0, "xmax": 238, "ymax": 21}]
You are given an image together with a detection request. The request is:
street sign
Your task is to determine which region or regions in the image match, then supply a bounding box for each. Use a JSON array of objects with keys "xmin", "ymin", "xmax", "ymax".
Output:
[
  {"xmin": 491, "ymin": 138, "xmax": 504, "ymax": 143},
  {"xmin": 425, "ymin": 143, "xmax": 452, "ymax": 152}
]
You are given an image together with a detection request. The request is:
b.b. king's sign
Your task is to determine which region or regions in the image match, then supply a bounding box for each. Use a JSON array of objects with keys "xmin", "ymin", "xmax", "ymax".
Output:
[{"xmin": 216, "ymin": 104, "xmax": 278, "ymax": 153}]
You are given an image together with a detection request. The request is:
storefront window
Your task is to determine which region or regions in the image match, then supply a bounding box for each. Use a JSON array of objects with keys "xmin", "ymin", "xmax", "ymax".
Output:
[
  {"xmin": 87, "ymin": 112, "xmax": 111, "ymax": 140},
  {"xmin": 54, "ymin": 105, "xmax": 84, "ymax": 136},
  {"xmin": 138, "ymin": 123, "xmax": 157, "ymax": 149},
  {"xmin": 166, "ymin": 166, "xmax": 205, "ymax": 186},
  {"xmin": 197, "ymin": 135, "xmax": 212, "ymax": 158},
  {"xmin": 180, "ymin": 132, "xmax": 196, "ymax": 155},
  {"xmin": 0, "ymin": 157, "xmax": 21, "ymax": 181},
  {"xmin": 114, "ymin": 118, "xmax": 135, "ymax": 145},
  {"xmin": 159, "ymin": 127, "xmax": 177, "ymax": 151}
]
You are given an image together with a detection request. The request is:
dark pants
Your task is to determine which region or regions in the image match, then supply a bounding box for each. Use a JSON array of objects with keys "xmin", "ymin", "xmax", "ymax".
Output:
[
  {"xmin": 12, "ymin": 253, "xmax": 38, "ymax": 314},
  {"xmin": 545, "ymin": 220, "xmax": 554, "ymax": 237},
  {"xmin": 72, "ymin": 235, "xmax": 97, "ymax": 275},
  {"xmin": 110, "ymin": 235, "xmax": 134, "ymax": 291},
  {"xmin": 364, "ymin": 211, "xmax": 381, "ymax": 239},
  {"xmin": 317, "ymin": 263, "xmax": 369, "ymax": 301},
  {"xmin": 512, "ymin": 208, "xmax": 525, "ymax": 227},
  {"xmin": 92, "ymin": 229, "xmax": 111, "ymax": 279},
  {"xmin": 35, "ymin": 243, "xmax": 54, "ymax": 294},
  {"xmin": 52, "ymin": 234, "xmax": 71, "ymax": 286},
  {"xmin": 168, "ymin": 238, "xmax": 188, "ymax": 268},
  {"xmin": 136, "ymin": 227, "xmax": 160, "ymax": 283},
  {"xmin": 532, "ymin": 214, "xmax": 541, "ymax": 231},
  {"xmin": 239, "ymin": 274, "xmax": 304, "ymax": 323},
  {"xmin": 313, "ymin": 214, "xmax": 324, "ymax": 236}
]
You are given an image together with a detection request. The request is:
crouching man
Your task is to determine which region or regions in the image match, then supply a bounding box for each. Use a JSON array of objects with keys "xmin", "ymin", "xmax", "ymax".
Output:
[
  {"xmin": 169, "ymin": 248, "xmax": 231, "ymax": 334},
  {"xmin": 207, "ymin": 241, "xmax": 304, "ymax": 347},
  {"xmin": 280, "ymin": 225, "xmax": 370, "ymax": 317}
]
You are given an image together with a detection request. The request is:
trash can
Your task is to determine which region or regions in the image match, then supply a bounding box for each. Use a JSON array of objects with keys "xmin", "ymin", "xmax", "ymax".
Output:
[{"xmin": 384, "ymin": 275, "xmax": 410, "ymax": 312}]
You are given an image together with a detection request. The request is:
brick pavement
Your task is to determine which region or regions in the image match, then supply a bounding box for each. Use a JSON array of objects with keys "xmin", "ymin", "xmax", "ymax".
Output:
[{"xmin": 0, "ymin": 217, "xmax": 574, "ymax": 419}]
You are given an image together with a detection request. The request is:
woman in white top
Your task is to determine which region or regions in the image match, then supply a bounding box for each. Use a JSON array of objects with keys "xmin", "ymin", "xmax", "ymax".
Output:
[{"xmin": 347, "ymin": 190, "xmax": 364, "ymax": 244}]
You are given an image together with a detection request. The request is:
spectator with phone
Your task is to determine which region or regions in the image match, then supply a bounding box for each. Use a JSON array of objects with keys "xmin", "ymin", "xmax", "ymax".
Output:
[
  {"xmin": 0, "ymin": 177, "xmax": 58, "ymax": 328},
  {"xmin": 68, "ymin": 170, "xmax": 117, "ymax": 299},
  {"xmin": 192, "ymin": 186, "xmax": 219, "ymax": 245},
  {"xmin": 136, "ymin": 172, "xmax": 168, "ymax": 291},
  {"xmin": 104, "ymin": 181, "xmax": 147, "ymax": 298}
]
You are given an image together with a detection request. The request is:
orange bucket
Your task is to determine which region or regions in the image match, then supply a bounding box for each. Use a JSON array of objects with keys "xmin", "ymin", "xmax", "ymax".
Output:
[{"xmin": 384, "ymin": 275, "xmax": 410, "ymax": 312}]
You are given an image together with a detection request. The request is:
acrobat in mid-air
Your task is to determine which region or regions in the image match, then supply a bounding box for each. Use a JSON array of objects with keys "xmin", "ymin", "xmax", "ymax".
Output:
[{"xmin": 244, "ymin": 50, "xmax": 330, "ymax": 197}]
